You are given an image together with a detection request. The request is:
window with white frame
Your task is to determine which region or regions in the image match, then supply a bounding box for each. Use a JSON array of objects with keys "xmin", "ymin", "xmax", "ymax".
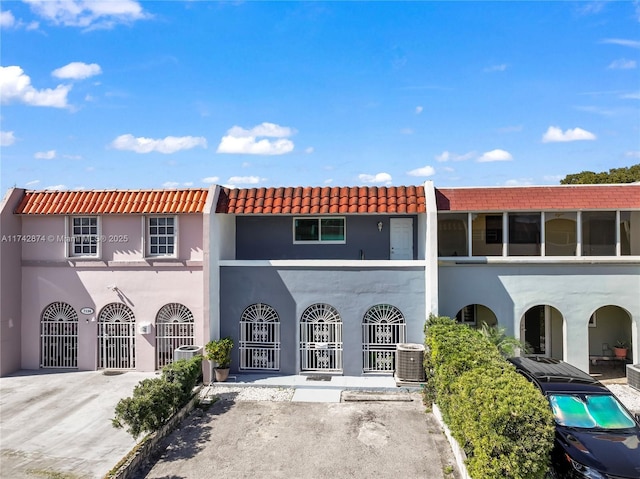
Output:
[
  {"xmin": 69, "ymin": 216, "xmax": 99, "ymax": 257},
  {"xmin": 147, "ymin": 216, "xmax": 177, "ymax": 257},
  {"xmin": 294, "ymin": 217, "xmax": 345, "ymax": 243}
]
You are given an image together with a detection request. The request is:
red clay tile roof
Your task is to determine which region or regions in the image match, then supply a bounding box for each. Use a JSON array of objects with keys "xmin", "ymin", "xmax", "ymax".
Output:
[
  {"xmin": 15, "ymin": 189, "xmax": 209, "ymax": 215},
  {"xmin": 216, "ymin": 185, "xmax": 427, "ymax": 214},
  {"xmin": 436, "ymin": 184, "xmax": 640, "ymax": 211}
]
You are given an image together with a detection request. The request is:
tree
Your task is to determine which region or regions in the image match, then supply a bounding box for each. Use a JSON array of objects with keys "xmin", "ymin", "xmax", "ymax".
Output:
[{"xmin": 560, "ymin": 163, "xmax": 640, "ymax": 184}]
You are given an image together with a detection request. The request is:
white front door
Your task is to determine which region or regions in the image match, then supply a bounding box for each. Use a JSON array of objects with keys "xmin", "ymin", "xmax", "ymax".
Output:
[{"xmin": 390, "ymin": 218, "xmax": 413, "ymax": 260}]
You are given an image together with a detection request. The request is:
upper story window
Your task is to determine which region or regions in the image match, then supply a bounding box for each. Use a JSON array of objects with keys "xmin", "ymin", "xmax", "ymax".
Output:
[
  {"xmin": 294, "ymin": 217, "xmax": 345, "ymax": 244},
  {"xmin": 508, "ymin": 213, "xmax": 541, "ymax": 256},
  {"xmin": 582, "ymin": 211, "xmax": 615, "ymax": 256},
  {"xmin": 439, "ymin": 210, "xmax": 639, "ymax": 258},
  {"xmin": 147, "ymin": 216, "xmax": 177, "ymax": 257},
  {"xmin": 69, "ymin": 216, "xmax": 99, "ymax": 257}
]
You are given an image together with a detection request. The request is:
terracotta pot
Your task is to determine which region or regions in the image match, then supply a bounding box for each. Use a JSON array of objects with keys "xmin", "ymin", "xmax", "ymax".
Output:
[
  {"xmin": 215, "ymin": 368, "xmax": 230, "ymax": 382},
  {"xmin": 614, "ymin": 347, "xmax": 628, "ymax": 359}
]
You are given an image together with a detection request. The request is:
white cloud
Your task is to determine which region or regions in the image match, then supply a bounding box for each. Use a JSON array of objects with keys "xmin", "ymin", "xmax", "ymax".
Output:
[
  {"xmin": 407, "ymin": 165, "xmax": 436, "ymax": 177},
  {"xmin": 542, "ymin": 126, "xmax": 596, "ymax": 143},
  {"xmin": 608, "ymin": 58, "xmax": 637, "ymax": 69},
  {"xmin": 601, "ymin": 38, "xmax": 640, "ymax": 49},
  {"xmin": 1, "ymin": 10, "xmax": 15, "ymax": 27},
  {"xmin": 227, "ymin": 176, "xmax": 263, "ymax": 185},
  {"xmin": 0, "ymin": 66, "xmax": 71, "ymax": 108},
  {"xmin": 543, "ymin": 175, "xmax": 564, "ymax": 183},
  {"xmin": 110, "ymin": 134, "xmax": 208, "ymax": 154},
  {"xmin": 620, "ymin": 91, "xmax": 640, "ymax": 100},
  {"xmin": 44, "ymin": 184, "xmax": 66, "ymax": 190},
  {"xmin": 202, "ymin": 176, "xmax": 219, "ymax": 184},
  {"xmin": 435, "ymin": 150, "xmax": 476, "ymax": 162},
  {"xmin": 478, "ymin": 149, "xmax": 513, "ymax": 162},
  {"xmin": 26, "ymin": 180, "xmax": 40, "ymax": 186},
  {"xmin": 52, "ymin": 62, "xmax": 102, "ymax": 80},
  {"xmin": 24, "ymin": 0, "xmax": 149, "ymax": 29},
  {"xmin": 162, "ymin": 181, "xmax": 193, "ymax": 188},
  {"xmin": 0, "ymin": 130, "xmax": 16, "ymax": 146},
  {"xmin": 625, "ymin": 150, "xmax": 640, "ymax": 159},
  {"xmin": 504, "ymin": 178, "xmax": 534, "ymax": 186},
  {"xmin": 358, "ymin": 172, "xmax": 392, "ymax": 184},
  {"xmin": 304, "ymin": 147, "xmax": 314, "ymax": 154},
  {"xmin": 415, "ymin": 106, "xmax": 423, "ymax": 114},
  {"xmin": 484, "ymin": 64, "xmax": 507, "ymax": 72},
  {"xmin": 400, "ymin": 128, "xmax": 414, "ymax": 135},
  {"xmin": 34, "ymin": 150, "xmax": 56, "ymax": 159},
  {"xmin": 217, "ymin": 122, "xmax": 295, "ymax": 155}
]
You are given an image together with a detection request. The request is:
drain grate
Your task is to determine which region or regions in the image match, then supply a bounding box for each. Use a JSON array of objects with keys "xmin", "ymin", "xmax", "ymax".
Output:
[{"xmin": 306, "ymin": 375, "xmax": 332, "ymax": 381}]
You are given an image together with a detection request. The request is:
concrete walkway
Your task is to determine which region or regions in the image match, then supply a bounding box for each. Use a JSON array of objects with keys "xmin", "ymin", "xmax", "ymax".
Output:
[
  {"xmin": 0, "ymin": 369, "xmax": 156, "ymax": 479},
  {"xmin": 136, "ymin": 390, "xmax": 459, "ymax": 479}
]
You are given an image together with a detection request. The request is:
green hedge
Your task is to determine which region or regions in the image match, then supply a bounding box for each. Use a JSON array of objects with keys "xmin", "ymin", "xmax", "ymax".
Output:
[
  {"xmin": 424, "ymin": 316, "xmax": 554, "ymax": 479},
  {"xmin": 112, "ymin": 355, "xmax": 203, "ymax": 440}
]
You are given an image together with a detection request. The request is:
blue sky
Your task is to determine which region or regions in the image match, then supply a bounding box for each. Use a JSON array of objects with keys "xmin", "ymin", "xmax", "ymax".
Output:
[{"xmin": 1, "ymin": 1, "xmax": 639, "ymax": 192}]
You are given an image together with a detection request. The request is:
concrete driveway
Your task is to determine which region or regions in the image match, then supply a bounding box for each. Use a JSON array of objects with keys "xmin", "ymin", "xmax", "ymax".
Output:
[
  {"xmin": 135, "ymin": 390, "xmax": 459, "ymax": 479},
  {"xmin": 0, "ymin": 369, "xmax": 156, "ymax": 479}
]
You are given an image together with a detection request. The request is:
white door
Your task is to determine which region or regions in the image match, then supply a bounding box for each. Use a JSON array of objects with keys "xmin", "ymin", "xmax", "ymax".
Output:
[{"xmin": 390, "ymin": 218, "xmax": 413, "ymax": 260}]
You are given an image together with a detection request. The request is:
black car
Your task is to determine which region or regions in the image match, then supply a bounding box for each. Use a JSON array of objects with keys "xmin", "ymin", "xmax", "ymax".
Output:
[{"xmin": 508, "ymin": 356, "xmax": 640, "ymax": 479}]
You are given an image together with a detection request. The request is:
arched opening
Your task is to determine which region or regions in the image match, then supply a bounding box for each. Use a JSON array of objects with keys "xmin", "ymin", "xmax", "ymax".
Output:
[
  {"xmin": 155, "ymin": 303, "xmax": 195, "ymax": 370},
  {"xmin": 98, "ymin": 302, "xmax": 135, "ymax": 369},
  {"xmin": 299, "ymin": 303, "xmax": 343, "ymax": 372},
  {"xmin": 40, "ymin": 302, "xmax": 78, "ymax": 369},
  {"xmin": 362, "ymin": 304, "xmax": 406, "ymax": 373},
  {"xmin": 519, "ymin": 305, "xmax": 564, "ymax": 359},
  {"xmin": 239, "ymin": 303, "xmax": 280, "ymax": 371},
  {"xmin": 455, "ymin": 304, "xmax": 498, "ymax": 328},
  {"xmin": 588, "ymin": 305, "xmax": 633, "ymax": 380}
]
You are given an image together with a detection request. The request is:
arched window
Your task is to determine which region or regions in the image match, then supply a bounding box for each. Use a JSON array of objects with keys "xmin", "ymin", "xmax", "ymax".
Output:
[
  {"xmin": 239, "ymin": 303, "xmax": 280, "ymax": 370},
  {"xmin": 156, "ymin": 303, "xmax": 195, "ymax": 369},
  {"xmin": 41, "ymin": 302, "xmax": 78, "ymax": 368},
  {"xmin": 362, "ymin": 304, "xmax": 406, "ymax": 372},
  {"xmin": 300, "ymin": 303, "xmax": 343, "ymax": 372},
  {"xmin": 98, "ymin": 303, "xmax": 135, "ymax": 369}
]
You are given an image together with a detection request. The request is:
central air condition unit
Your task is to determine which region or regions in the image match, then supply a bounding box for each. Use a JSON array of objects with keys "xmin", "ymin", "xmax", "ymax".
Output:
[
  {"xmin": 395, "ymin": 343, "xmax": 426, "ymax": 382},
  {"xmin": 173, "ymin": 345, "xmax": 203, "ymax": 361},
  {"xmin": 628, "ymin": 364, "xmax": 640, "ymax": 391}
]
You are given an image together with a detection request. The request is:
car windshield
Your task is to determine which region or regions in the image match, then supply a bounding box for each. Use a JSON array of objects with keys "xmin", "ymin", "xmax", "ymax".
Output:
[{"xmin": 549, "ymin": 393, "xmax": 636, "ymax": 429}]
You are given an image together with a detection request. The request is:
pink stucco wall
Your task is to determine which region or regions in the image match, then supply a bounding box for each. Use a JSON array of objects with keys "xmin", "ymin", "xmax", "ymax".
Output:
[
  {"xmin": 8, "ymin": 211, "xmax": 206, "ymax": 374},
  {"xmin": 1, "ymin": 189, "xmax": 24, "ymax": 376},
  {"xmin": 21, "ymin": 267, "xmax": 204, "ymax": 371}
]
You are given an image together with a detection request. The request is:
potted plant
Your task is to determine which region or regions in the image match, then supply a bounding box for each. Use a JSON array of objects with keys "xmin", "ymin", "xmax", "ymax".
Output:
[
  {"xmin": 614, "ymin": 340, "xmax": 628, "ymax": 359},
  {"xmin": 205, "ymin": 337, "xmax": 234, "ymax": 382}
]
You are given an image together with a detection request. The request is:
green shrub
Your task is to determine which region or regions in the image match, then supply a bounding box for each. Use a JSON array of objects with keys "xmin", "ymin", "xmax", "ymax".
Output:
[
  {"xmin": 112, "ymin": 377, "xmax": 182, "ymax": 440},
  {"xmin": 424, "ymin": 316, "xmax": 555, "ymax": 479},
  {"xmin": 162, "ymin": 355, "xmax": 203, "ymax": 404},
  {"xmin": 112, "ymin": 355, "xmax": 203, "ymax": 440}
]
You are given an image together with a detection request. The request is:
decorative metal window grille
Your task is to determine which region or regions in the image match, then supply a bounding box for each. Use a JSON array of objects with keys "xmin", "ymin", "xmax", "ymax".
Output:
[
  {"xmin": 155, "ymin": 303, "xmax": 195, "ymax": 369},
  {"xmin": 300, "ymin": 303, "xmax": 343, "ymax": 372},
  {"xmin": 362, "ymin": 304, "xmax": 406, "ymax": 372},
  {"xmin": 98, "ymin": 303, "xmax": 135, "ymax": 369},
  {"xmin": 41, "ymin": 302, "xmax": 78, "ymax": 368},
  {"xmin": 239, "ymin": 303, "xmax": 280, "ymax": 370},
  {"xmin": 71, "ymin": 216, "xmax": 98, "ymax": 257},
  {"xmin": 148, "ymin": 216, "xmax": 176, "ymax": 256}
]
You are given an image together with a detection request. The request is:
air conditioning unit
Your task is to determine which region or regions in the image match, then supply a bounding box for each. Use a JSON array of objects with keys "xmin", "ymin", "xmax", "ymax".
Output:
[
  {"xmin": 628, "ymin": 364, "xmax": 640, "ymax": 391},
  {"xmin": 174, "ymin": 345, "xmax": 203, "ymax": 361},
  {"xmin": 395, "ymin": 343, "xmax": 426, "ymax": 382}
]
